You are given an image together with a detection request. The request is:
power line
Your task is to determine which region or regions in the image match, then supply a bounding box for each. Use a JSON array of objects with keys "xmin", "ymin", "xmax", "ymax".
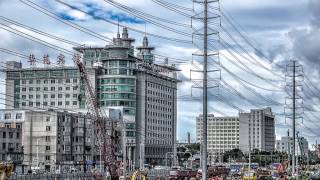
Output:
[{"xmin": 50, "ymin": 0, "xmax": 192, "ymax": 44}]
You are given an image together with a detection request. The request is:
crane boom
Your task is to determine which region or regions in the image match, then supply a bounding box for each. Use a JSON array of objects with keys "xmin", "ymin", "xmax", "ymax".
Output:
[{"xmin": 73, "ymin": 54, "xmax": 118, "ymax": 178}]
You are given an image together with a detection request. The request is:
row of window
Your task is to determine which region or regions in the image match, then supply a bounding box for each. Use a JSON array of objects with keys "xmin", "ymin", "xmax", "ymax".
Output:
[
  {"xmin": 21, "ymin": 86, "xmax": 79, "ymax": 92},
  {"xmin": 21, "ymin": 93, "xmax": 79, "ymax": 99},
  {"xmin": 1, "ymin": 132, "xmax": 20, "ymax": 139},
  {"xmin": 97, "ymin": 93, "xmax": 135, "ymax": 100},
  {"xmin": 147, "ymin": 82, "xmax": 174, "ymax": 92},
  {"xmin": 147, "ymin": 119, "xmax": 172, "ymax": 126},
  {"xmin": 1, "ymin": 142, "xmax": 20, "ymax": 150},
  {"xmin": 21, "ymin": 78, "xmax": 78, "ymax": 84},
  {"xmin": 104, "ymin": 69, "xmax": 134, "ymax": 76},
  {"xmin": 19, "ymin": 70, "xmax": 79, "ymax": 78},
  {"xmin": 99, "ymin": 100, "xmax": 135, "ymax": 107},
  {"xmin": 21, "ymin": 101, "xmax": 79, "ymax": 107},
  {"xmin": 97, "ymin": 78, "xmax": 135, "ymax": 85},
  {"xmin": 3, "ymin": 113, "xmax": 22, "ymax": 120},
  {"xmin": 98, "ymin": 85, "xmax": 135, "ymax": 92}
]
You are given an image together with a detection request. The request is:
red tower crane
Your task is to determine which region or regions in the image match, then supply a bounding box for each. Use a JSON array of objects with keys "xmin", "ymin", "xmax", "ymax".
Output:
[{"xmin": 73, "ymin": 54, "xmax": 118, "ymax": 178}]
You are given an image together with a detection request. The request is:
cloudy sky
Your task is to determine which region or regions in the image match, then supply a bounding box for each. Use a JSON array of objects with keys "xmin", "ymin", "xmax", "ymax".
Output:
[{"xmin": 0, "ymin": 0, "xmax": 319, "ymax": 148}]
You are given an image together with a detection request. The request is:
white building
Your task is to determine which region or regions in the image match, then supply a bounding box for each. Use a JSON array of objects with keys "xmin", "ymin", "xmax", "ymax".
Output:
[
  {"xmin": 276, "ymin": 135, "xmax": 309, "ymax": 156},
  {"xmin": 196, "ymin": 114, "xmax": 240, "ymax": 160},
  {"xmin": 239, "ymin": 107, "xmax": 275, "ymax": 153}
]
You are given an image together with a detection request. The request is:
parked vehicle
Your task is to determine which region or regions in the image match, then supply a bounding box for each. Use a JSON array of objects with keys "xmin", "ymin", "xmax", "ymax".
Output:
[
  {"xmin": 169, "ymin": 168, "xmax": 197, "ymax": 180},
  {"xmin": 242, "ymin": 171, "xmax": 257, "ymax": 180},
  {"xmin": 196, "ymin": 165, "xmax": 230, "ymax": 179}
]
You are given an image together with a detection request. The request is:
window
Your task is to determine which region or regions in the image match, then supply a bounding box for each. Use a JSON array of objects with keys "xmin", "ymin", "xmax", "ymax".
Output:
[
  {"xmin": 22, "ymin": 88, "xmax": 26, "ymax": 91},
  {"xmin": 9, "ymin": 132, "xmax": 13, "ymax": 138},
  {"xmin": 3, "ymin": 132, "xmax": 6, "ymax": 138},
  {"xmin": 51, "ymin": 94, "xmax": 55, "ymax": 98},
  {"xmin": 66, "ymin": 87, "xmax": 70, "ymax": 91},
  {"xmin": 50, "ymin": 102, "xmax": 55, "ymax": 106},
  {"xmin": 46, "ymin": 116, "xmax": 50, "ymax": 122},
  {"xmin": 36, "ymin": 80, "xmax": 41, "ymax": 84},
  {"xmin": 29, "ymin": 102, "xmax": 33, "ymax": 106},
  {"xmin": 58, "ymin": 101, "xmax": 62, "ymax": 106},
  {"xmin": 73, "ymin": 79, "xmax": 77, "ymax": 83},
  {"xmin": 65, "ymin": 101, "xmax": 70, "ymax": 105},
  {"xmin": 51, "ymin": 80, "xmax": 55, "ymax": 84},
  {"xmin": 73, "ymin": 86, "xmax": 78, "ymax": 90},
  {"xmin": 44, "ymin": 87, "xmax": 48, "ymax": 91},
  {"xmin": 29, "ymin": 95, "xmax": 33, "ymax": 99},
  {"xmin": 4, "ymin": 113, "xmax": 11, "ymax": 119},
  {"xmin": 58, "ymin": 79, "xmax": 62, "ymax": 83},
  {"xmin": 73, "ymin": 94, "xmax": 77, "ymax": 98},
  {"xmin": 66, "ymin": 79, "xmax": 70, "ymax": 83},
  {"xmin": 16, "ymin": 123, "xmax": 22, "ymax": 129},
  {"xmin": 16, "ymin": 113, "xmax": 22, "ymax": 119},
  {"xmin": 58, "ymin": 94, "xmax": 62, "ymax": 98},
  {"xmin": 51, "ymin": 87, "xmax": 55, "ymax": 91},
  {"xmin": 2, "ymin": 143, "xmax": 5, "ymax": 150},
  {"xmin": 46, "ymin": 146, "xmax": 50, "ymax": 151},
  {"xmin": 22, "ymin": 102, "xmax": 26, "ymax": 106},
  {"xmin": 44, "ymin": 94, "xmax": 48, "ymax": 98},
  {"xmin": 66, "ymin": 94, "xmax": 70, "ymax": 98},
  {"xmin": 58, "ymin": 87, "xmax": 62, "ymax": 91},
  {"xmin": 36, "ymin": 94, "xmax": 40, "ymax": 99},
  {"xmin": 36, "ymin": 87, "xmax": 40, "ymax": 91},
  {"xmin": 29, "ymin": 80, "xmax": 33, "ymax": 84},
  {"xmin": 16, "ymin": 132, "xmax": 19, "ymax": 139},
  {"xmin": 22, "ymin": 95, "xmax": 26, "ymax": 99},
  {"xmin": 22, "ymin": 80, "xmax": 26, "ymax": 84},
  {"xmin": 73, "ymin": 101, "xmax": 77, "ymax": 105},
  {"xmin": 45, "ymin": 136, "xmax": 50, "ymax": 142},
  {"xmin": 45, "ymin": 155, "xmax": 50, "ymax": 161},
  {"xmin": 29, "ymin": 87, "xmax": 33, "ymax": 91},
  {"xmin": 44, "ymin": 80, "xmax": 48, "ymax": 84},
  {"xmin": 36, "ymin": 102, "xmax": 40, "ymax": 106}
]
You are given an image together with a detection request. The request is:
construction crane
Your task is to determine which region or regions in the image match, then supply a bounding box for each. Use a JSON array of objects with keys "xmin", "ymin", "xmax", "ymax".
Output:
[{"xmin": 73, "ymin": 54, "xmax": 118, "ymax": 179}]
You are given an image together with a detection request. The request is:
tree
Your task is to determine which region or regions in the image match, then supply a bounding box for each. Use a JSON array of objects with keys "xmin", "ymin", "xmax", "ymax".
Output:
[{"xmin": 222, "ymin": 148, "xmax": 244, "ymax": 162}]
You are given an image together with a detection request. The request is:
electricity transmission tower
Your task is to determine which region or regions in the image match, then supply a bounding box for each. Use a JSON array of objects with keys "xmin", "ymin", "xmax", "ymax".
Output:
[
  {"xmin": 191, "ymin": 1, "xmax": 221, "ymax": 180},
  {"xmin": 285, "ymin": 60, "xmax": 304, "ymax": 175}
]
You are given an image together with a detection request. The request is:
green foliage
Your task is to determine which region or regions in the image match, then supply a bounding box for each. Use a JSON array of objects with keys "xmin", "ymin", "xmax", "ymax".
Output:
[{"xmin": 222, "ymin": 148, "xmax": 244, "ymax": 162}]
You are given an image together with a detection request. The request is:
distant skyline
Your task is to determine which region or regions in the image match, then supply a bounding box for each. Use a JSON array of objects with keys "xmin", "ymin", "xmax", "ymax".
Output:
[{"xmin": 0, "ymin": 0, "xmax": 319, "ymax": 148}]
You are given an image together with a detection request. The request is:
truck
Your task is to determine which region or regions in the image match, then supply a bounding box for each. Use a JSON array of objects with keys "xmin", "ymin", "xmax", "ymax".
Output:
[
  {"xmin": 196, "ymin": 165, "xmax": 230, "ymax": 179},
  {"xmin": 169, "ymin": 168, "xmax": 197, "ymax": 180}
]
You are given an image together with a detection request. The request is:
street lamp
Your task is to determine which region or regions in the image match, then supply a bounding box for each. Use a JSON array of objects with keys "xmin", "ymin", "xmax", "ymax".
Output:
[{"xmin": 36, "ymin": 138, "xmax": 40, "ymax": 168}]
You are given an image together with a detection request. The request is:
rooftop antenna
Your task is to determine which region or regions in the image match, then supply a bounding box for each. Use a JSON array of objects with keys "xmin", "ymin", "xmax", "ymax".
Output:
[
  {"xmin": 144, "ymin": 23, "xmax": 147, "ymax": 37},
  {"xmin": 117, "ymin": 17, "xmax": 120, "ymax": 38}
]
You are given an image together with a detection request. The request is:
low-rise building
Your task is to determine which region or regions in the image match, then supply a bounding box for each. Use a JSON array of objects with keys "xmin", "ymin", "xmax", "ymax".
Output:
[
  {"xmin": 0, "ymin": 126, "xmax": 23, "ymax": 164},
  {"xmin": 276, "ymin": 135, "xmax": 309, "ymax": 156}
]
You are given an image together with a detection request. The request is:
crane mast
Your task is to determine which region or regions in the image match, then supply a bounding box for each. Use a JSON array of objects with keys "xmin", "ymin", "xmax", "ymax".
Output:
[{"xmin": 73, "ymin": 54, "xmax": 118, "ymax": 178}]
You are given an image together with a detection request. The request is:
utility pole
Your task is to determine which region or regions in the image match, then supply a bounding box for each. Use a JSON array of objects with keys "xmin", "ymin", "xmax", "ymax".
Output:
[
  {"xmin": 202, "ymin": 0, "xmax": 209, "ymax": 179},
  {"xmin": 191, "ymin": 1, "xmax": 220, "ymax": 180},
  {"xmin": 292, "ymin": 60, "xmax": 296, "ymax": 175},
  {"xmin": 285, "ymin": 60, "xmax": 303, "ymax": 176},
  {"xmin": 122, "ymin": 120, "xmax": 126, "ymax": 178},
  {"xmin": 249, "ymin": 139, "xmax": 251, "ymax": 172}
]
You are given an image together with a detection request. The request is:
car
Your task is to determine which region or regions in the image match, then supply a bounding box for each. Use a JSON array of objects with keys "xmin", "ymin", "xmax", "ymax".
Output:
[{"xmin": 242, "ymin": 171, "xmax": 257, "ymax": 180}]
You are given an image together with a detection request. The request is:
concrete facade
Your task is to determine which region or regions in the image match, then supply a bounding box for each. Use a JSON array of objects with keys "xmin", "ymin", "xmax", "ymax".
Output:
[
  {"xmin": 196, "ymin": 114, "xmax": 240, "ymax": 160},
  {"xmin": 5, "ymin": 65, "xmax": 86, "ymax": 110},
  {"xmin": 0, "ymin": 126, "xmax": 23, "ymax": 164},
  {"xmin": 22, "ymin": 110, "xmax": 98, "ymax": 172},
  {"xmin": 239, "ymin": 107, "xmax": 275, "ymax": 153},
  {"xmin": 276, "ymin": 136, "xmax": 309, "ymax": 156}
]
